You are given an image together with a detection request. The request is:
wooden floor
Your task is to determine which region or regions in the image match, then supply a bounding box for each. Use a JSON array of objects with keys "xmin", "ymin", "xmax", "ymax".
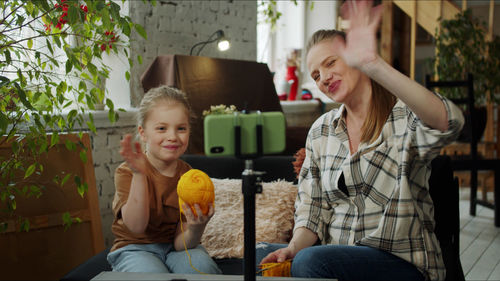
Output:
[{"xmin": 459, "ymin": 188, "xmax": 500, "ymax": 280}]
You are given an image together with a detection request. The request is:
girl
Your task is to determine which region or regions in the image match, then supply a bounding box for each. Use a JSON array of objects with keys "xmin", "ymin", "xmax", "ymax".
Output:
[
  {"xmin": 258, "ymin": 1, "xmax": 464, "ymax": 280},
  {"xmin": 107, "ymin": 85, "xmax": 221, "ymax": 274}
]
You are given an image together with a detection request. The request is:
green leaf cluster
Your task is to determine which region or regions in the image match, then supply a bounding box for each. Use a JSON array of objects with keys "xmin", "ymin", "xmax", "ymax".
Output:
[
  {"xmin": 202, "ymin": 104, "xmax": 238, "ymax": 117},
  {"xmin": 258, "ymin": 0, "xmax": 314, "ymax": 31},
  {"xmin": 430, "ymin": 9, "xmax": 500, "ymax": 105},
  {"xmin": 0, "ymin": 0, "xmax": 151, "ymax": 232}
]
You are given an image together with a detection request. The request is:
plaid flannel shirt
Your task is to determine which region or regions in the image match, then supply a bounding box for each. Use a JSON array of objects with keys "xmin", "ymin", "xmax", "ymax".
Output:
[{"xmin": 294, "ymin": 95, "xmax": 464, "ymax": 281}]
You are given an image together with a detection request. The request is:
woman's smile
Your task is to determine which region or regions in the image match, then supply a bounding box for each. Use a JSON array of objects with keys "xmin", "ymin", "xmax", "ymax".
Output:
[{"xmin": 328, "ymin": 80, "xmax": 341, "ymax": 93}]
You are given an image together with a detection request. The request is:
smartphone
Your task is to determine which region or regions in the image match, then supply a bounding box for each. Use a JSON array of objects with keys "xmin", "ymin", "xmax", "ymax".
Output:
[{"xmin": 204, "ymin": 111, "xmax": 286, "ymax": 157}]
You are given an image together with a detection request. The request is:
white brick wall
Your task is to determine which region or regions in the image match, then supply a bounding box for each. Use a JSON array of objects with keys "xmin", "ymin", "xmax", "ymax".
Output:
[
  {"xmin": 90, "ymin": 110, "xmax": 137, "ymax": 247},
  {"xmin": 129, "ymin": 0, "xmax": 257, "ymax": 106}
]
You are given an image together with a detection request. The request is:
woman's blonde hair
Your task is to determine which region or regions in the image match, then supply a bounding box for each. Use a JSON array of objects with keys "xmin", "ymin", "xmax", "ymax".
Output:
[
  {"xmin": 137, "ymin": 85, "xmax": 195, "ymax": 129},
  {"xmin": 306, "ymin": 29, "xmax": 397, "ymax": 144}
]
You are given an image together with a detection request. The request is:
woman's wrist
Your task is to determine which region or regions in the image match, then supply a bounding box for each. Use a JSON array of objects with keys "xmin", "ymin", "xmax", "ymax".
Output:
[
  {"xmin": 359, "ymin": 55, "xmax": 384, "ymax": 77},
  {"xmin": 287, "ymin": 240, "xmax": 300, "ymax": 256}
]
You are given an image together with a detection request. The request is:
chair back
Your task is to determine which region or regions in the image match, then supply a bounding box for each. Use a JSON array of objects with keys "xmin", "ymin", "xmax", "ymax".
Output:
[
  {"xmin": 429, "ymin": 155, "xmax": 465, "ymax": 281},
  {"xmin": 425, "ymin": 74, "xmax": 478, "ymax": 159}
]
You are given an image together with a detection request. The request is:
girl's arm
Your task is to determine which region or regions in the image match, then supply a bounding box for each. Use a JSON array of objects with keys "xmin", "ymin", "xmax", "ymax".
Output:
[
  {"xmin": 339, "ymin": 0, "xmax": 448, "ymax": 132},
  {"xmin": 174, "ymin": 203, "xmax": 214, "ymax": 251},
  {"xmin": 121, "ymin": 172, "xmax": 150, "ymax": 234},
  {"xmin": 120, "ymin": 134, "xmax": 151, "ymax": 234}
]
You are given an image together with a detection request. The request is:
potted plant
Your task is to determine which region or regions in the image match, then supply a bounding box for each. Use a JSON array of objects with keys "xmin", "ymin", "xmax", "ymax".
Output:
[
  {"xmin": 0, "ymin": 0, "xmax": 149, "ymax": 232},
  {"xmin": 429, "ymin": 9, "xmax": 500, "ymax": 141}
]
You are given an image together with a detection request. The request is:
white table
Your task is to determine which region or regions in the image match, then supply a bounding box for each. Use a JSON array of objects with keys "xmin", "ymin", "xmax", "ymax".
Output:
[{"xmin": 92, "ymin": 271, "xmax": 337, "ymax": 281}]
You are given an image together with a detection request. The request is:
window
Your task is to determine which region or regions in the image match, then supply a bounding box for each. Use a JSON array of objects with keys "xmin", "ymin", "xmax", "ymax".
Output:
[{"xmin": 256, "ymin": 0, "xmax": 339, "ymax": 100}]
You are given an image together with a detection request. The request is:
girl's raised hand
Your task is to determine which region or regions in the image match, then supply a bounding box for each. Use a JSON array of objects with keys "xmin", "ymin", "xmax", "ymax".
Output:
[
  {"xmin": 338, "ymin": 0, "xmax": 384, "ymax": 70},
  {"xmin": 120, "ymin": 134, "xmax": 148, "ymax": 174}
]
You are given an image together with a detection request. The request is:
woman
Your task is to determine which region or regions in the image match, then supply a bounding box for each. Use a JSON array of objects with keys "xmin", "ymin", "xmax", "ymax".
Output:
[{"xmin": 257, "ymin": 1, "xmax": 464, "ymax": 280}]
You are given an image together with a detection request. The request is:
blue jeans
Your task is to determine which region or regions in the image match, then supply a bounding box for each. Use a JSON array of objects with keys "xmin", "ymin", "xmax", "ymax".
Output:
[
  {"xmin": 256, "ymin": 242, "xmax": 425, "ymax": 281},
  {"xmin": 107, "ymin": 243, "xmax": 221, "ymax": 274}
]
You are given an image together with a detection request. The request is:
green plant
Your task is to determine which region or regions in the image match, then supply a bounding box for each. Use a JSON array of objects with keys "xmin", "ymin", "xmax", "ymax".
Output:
[
  {"xmin": 0, "ymin": 0, "xmax": 151, "ymax": 232},
  {"xmin": 202, "ymin": 104, "xmax": 238, "ymax": 117},
  {"xmin": 430, "ymin": 9, "xmax": 500, "ymax": 105},
  {"xmin": 258, "ymin": 0, "xmax": 314, "ymax": 31}
]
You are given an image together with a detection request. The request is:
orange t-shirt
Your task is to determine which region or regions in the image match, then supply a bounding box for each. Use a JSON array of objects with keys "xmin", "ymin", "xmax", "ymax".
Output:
[{"xmin": 110, "ymin": 157, "xmax": 191, "ymax": 252}]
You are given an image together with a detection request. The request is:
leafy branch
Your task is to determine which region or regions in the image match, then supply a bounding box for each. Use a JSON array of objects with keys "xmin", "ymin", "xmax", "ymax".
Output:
[
  {"xmin": 0, "ymin": 0, "xmax": 152, "ymax": 232},
  {"xmin": 258, "ymin": 0, "xmax": 314, "ymax": 31}
]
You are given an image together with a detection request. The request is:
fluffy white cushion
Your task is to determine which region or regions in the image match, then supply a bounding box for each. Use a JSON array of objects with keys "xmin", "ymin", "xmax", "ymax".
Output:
[{"xmin": 201, "ymin": 178, "xmax": 297, "ymax": 259}]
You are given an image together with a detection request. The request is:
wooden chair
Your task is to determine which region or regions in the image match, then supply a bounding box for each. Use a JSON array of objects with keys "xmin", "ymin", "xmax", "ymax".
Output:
[
  {"xmin": 441, "ymin": 142, "xmax": 497, "ymax": 202},
  {"xmin": 425, "ymin": 74, "xmax": 500, "ymax": 226},
  {"xmin": 429, "ymin": 155, "xmax": 465, "ymax": 281},
  {"xmin": 425, "ymin": 74, "xmax": 480, "ymax": 214}
]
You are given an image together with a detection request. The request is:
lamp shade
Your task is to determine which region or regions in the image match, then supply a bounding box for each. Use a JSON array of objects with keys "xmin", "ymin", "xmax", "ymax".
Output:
[
  {"xmin": 217, "ymin": 39, "xmax": 230, "ymax": 51},
  {"xmin": 190, "ymin": 30, "xmax": 230, "ymax": 56}
]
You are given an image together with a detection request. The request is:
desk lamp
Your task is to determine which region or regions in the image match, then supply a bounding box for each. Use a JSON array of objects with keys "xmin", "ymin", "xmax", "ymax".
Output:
[{"xmin": 190, "ymin": 29, "xmax": 230, "ymax": 56}]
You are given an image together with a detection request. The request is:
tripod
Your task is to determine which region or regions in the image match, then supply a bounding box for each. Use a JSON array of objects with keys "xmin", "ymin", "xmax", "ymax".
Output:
[
  {"xmin": 234, "ymin": 111, "xmax": 264, "ymax": 281},
  {"xmin": 241, "ymin": 160, "xmax": 263, "ymax": 281}
]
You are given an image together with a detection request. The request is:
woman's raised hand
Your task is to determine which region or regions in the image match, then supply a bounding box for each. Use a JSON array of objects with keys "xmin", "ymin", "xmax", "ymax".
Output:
[
  {"xmin": 120, "ymin": 134, "xmax": 148, "ymax": 174},
  {"xmin": 338, "ymin": 0, "xmax": 384, "ymax": 70}
]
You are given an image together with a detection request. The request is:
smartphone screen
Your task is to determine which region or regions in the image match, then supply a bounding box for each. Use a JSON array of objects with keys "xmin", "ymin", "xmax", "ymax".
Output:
[{"xmin": 203, "ymin": 111, "xmax": 286, "ymax": 157}]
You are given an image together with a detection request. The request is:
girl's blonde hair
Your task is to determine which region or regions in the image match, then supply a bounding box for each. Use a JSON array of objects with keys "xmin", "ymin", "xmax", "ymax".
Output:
[
  {"xmin": 137, "ymin": 85, "xmax": 195, "ymax": 129},
  {"xmin": 306, "ymin": 29, "xmax": 397, "ymax": 144}
]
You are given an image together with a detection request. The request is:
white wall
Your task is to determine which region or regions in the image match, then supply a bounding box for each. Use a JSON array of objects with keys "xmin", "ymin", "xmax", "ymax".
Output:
[
  {"xmin": 128, "ymin": 0, "xmax": 257, "ymax": 106},
  {"xmin": 101, "ymin": 1, "xmax": 131, "ymax": 109},
  {"xmin": 103, "ymin": 0, "xmax": 258, "ymax": 109},
  {"xmin": 301, "ymin": 1, "xmax": 339, "ymax": 101}
]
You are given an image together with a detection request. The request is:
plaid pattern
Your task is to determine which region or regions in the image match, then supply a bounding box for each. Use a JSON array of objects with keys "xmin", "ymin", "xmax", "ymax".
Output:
[{"xmin": 294, "ymin": 95, "xmax": 464, "ymax": 281}]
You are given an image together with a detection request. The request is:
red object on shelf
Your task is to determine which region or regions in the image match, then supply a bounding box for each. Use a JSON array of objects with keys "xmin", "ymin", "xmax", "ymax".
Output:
[
  {"xmin": 301, "ymin": 89, "xmax": 312, "ymax": 100},
  {"xmin": 286, "ymin": 66, "xmax": 299, "ymax": 100}
]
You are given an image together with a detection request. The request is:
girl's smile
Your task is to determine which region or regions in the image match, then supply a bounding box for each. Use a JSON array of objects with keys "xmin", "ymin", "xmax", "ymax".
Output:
[{"xmin": 164, "ymin": 144, "xmax": 180, "ymax": 150}]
